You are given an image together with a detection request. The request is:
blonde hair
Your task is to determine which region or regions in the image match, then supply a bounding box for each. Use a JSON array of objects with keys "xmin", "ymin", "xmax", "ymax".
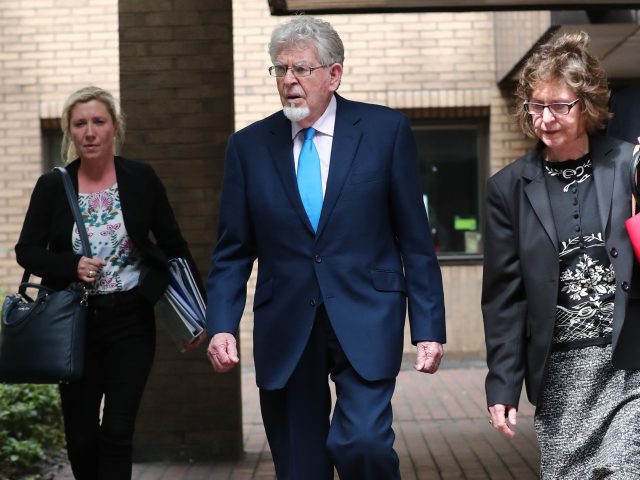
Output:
[
  {"xmin": 60, "ymin": 86, "xmax": 125, "ymax": 164},
  {"xmin": 515, "ymin": 31, "xmax": 611, "ymax": 138}
]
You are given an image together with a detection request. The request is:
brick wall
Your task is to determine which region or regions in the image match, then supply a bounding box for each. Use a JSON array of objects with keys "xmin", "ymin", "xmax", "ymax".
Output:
[
  {"xmin": 494, "ymin": 11, "xmax": 553, "ymax": 82},
  {"xmin": 233, "ymin": 1, "xmax": 535, "ymax": 363},
  {"xmin": 233, "ymin": 4, "xmax": 497, "ymax": 129},
  {"xmin": 0, "ymin": 0, "xmax": 119, "ymax": 292},
  {"xmin": 118, "ymin": 0, "xmax": 240, "ymax": 460}
]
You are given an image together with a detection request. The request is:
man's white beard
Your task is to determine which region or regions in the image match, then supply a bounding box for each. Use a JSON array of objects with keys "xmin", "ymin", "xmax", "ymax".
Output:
[{"xmin": 283, "ymin": 105, "xmax": 310, "ymax": 122}]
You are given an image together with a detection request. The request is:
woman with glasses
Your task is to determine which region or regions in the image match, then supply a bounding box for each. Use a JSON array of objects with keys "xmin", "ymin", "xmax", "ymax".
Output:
[{"xmin": 482, "ymin": 31, "xmax": 639, "ymax": 478}]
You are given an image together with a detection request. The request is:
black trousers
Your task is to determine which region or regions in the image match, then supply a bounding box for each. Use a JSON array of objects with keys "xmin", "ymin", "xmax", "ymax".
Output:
[{"xmin": 59, "ymin": 289, "xmax": 155, "ymax": 480}]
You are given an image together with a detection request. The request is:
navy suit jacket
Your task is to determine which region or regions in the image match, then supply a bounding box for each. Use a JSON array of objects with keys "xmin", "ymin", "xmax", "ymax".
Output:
[{"xmin": 206, "ymin": 95, "xmax": 446, "ymax": 390}]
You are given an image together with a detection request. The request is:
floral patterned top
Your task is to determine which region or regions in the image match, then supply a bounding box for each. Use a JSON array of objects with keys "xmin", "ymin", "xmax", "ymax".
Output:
[
  {"xmin": 72, "ymin": 183, "xmax": 142, "ymax": 294},
  {"xmin": 544, "ymin": 155, "xmax": 614, "ymax": 350}
]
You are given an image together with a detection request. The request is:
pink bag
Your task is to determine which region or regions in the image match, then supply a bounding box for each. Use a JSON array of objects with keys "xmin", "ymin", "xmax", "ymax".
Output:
[{"xmin": 625, "ymin": 149, "xmax": 640, "ymax": 262}]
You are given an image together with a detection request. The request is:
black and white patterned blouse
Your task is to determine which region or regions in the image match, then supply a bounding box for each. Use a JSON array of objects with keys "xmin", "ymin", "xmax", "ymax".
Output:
[{"xmin": 543, "ymin": 154, "xmax": 614, "ymax": 350}]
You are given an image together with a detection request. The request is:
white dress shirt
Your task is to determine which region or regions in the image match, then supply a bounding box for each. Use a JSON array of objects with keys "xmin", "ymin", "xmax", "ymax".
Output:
[{"xmin": 291, "ymin": 94, "xmax": 337, "ymax": 197}]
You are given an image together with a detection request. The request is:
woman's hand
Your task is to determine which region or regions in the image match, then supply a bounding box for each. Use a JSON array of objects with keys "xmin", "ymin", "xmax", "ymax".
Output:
[
  {"xmin": 634, "ymin": 136, "xmax": 639, "ymax": 155},
  {"xmin": 77, "ymin": 255, "xmax": 107, "ymax": 283},
  {"xmin": 488, "ymin": 403, "xmax": 518, "ymax": 438}
]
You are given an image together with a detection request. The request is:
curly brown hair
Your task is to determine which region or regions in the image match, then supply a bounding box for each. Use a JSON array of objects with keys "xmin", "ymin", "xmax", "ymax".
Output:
[{"xmin": 515, "ymin": 31, "xmax": 611, "ymax": 138}]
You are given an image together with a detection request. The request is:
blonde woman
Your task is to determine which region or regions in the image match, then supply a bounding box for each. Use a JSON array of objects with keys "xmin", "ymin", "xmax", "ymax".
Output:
[{"xmin": 16, "ymin": 86, "xmax": 204, "ymax": 479}]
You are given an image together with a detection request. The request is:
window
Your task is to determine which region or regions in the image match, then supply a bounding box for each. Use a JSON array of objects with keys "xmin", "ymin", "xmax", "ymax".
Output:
[
  {"xmin": 407, "ymin": 109, "xmax": 488, "ymax": 260},
  {"xmin": 41, "ymin": 118, "xmax": 63, "ymax": 171}
]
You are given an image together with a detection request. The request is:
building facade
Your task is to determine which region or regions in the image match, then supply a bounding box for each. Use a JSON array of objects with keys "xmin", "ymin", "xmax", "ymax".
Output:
[
  {"xmin": 232, "ymin": 1, "xmax": 541, "ymax": 361},
  {"xmin": 0, "ymin": 0, "xmax": 119, "ymax": 289}
]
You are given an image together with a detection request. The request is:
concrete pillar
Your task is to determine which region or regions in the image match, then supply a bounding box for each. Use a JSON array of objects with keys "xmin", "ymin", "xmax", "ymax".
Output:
[{"xmin": 118, "ymin": 0, "xmax": 241, "ymax": 460}]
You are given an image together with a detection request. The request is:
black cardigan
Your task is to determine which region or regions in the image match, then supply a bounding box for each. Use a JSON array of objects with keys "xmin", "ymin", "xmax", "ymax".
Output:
[{"xmin": 15, "ymin": 156, "xmax": 202, "ymax": 305}]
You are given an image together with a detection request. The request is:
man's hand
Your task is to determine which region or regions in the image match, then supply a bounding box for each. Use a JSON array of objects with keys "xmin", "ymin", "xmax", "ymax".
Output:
[
  {"xmin": 488, "ymin": 403, "xmax": 518, "ymax": 438},
  {"xmin": 414, "ymin": 341, "xmax": 443, "ymax": 374},
  {"xmin": 76, "ymin": 255, "xmax": 107, "ymax": 283},
  {"xmin": 207, "ymin": 333, "xmax": 239, "ymax": 373},
  {"xmin": 634, "ymin": 136, "xmax": 640, "ymax": 155}
]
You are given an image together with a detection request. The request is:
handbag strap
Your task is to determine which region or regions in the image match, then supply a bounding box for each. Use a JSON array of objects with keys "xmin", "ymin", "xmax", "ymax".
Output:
[
  {"xmin": 629, "ymin": 149, "xmax": 640, "ymax": 215},
  {"xmin": 55, "ymin": 167, "xmax": 91, "ymax": 256},
  {"xmin": 17, "ymin": 168, "xmax": 92, "ymax": 299}
]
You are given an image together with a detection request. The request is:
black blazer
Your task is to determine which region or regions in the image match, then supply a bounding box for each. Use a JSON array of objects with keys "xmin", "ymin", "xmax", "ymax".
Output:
[
  {"xmin": 482, "ymin": 135, "xmax": 639, "ymax": 408},
  {"xmin": 15, "ymin": 156, "xmax": 200, "ymax": 305}
]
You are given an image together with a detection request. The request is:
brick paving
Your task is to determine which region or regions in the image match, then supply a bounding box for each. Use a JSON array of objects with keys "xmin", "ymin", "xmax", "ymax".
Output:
[{"xmin": 53, "ymin": 362, "xmax": 539, "ymax": 479}]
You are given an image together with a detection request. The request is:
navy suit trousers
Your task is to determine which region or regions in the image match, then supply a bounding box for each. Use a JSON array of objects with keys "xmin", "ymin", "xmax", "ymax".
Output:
[{"xmin": 259, "ymin": 307, "xmax": 400, "ymax": 480}]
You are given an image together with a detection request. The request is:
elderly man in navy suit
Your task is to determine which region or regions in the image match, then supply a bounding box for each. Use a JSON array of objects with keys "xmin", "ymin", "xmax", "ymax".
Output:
[{"xmin": 205, "ymin": 15, "xmax": 446, "ymax": 480}]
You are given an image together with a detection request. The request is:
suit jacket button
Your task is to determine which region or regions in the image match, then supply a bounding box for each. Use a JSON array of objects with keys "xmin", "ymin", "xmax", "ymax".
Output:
[
  {"xmin": 310, "ymin": 299, "xmax": 316, "ymax": 306},
  {"xmin": 314, "ymin": 255, "xmax": 322, "ymax": 263},
  {"xmin": 622, "ymin": 281, "xmax": 630, "ymax": 292},
  {"xmin": 610, "ymin": 248, "xmax": 618, "ymax": 258}
]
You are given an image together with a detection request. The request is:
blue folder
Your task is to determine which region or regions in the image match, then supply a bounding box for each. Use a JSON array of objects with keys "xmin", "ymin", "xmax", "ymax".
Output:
[{"xmin": 155, "ymin": 258, "xmax": 206, "ymax": 352}]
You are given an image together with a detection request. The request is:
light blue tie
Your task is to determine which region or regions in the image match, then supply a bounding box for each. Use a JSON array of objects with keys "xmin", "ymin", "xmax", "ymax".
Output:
[{"xmin": 297, "ymin": 127, "xmax": 323, "ymax": 231}]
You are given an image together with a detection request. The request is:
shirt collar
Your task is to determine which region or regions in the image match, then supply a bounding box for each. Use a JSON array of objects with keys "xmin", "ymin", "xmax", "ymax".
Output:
[{"xmin": 291, "ymin": 94, "xmax": 337, "ymax": 140}]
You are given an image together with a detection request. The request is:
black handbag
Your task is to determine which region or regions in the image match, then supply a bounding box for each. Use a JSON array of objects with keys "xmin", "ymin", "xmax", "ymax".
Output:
[{"xmin": 0, "ymin": 167, "xmax": 91, "ymax": 383}]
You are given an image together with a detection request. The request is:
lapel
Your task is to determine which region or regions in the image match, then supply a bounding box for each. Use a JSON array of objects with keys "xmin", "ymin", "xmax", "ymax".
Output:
[
  {"xmin": 590, "ymin": 136, "xmax": 616, "ymax": 236},
  {"xmin": 66, "ymin": 159, "xmax": 81, "ymax": 194},
  {"xmin": 113, "ymin": 156, "xmax": 134, "ymax": 230},
  {"xmin": 523, "ymin": 147, "xmax": 559, "ymax": 252},
  {"xmin": 316, "ymin": 95, "xmax": 362, "ymax": 238},
  {"xmin": 266, "ymin": 96, "xmax": 363, "ymax": 238}
]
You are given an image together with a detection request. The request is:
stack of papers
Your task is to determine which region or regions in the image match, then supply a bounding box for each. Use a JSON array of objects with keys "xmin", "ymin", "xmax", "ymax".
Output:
[{"xmin": 156, "ymin": 258, "xmax": 206, "ymax": 352}]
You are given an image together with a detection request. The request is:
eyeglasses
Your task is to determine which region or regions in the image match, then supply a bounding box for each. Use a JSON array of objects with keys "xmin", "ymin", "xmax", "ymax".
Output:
[
  {"xmin": 268, "ymin": 64, "xmax": 328, "ymax": 78},
  {"xmin": 523, "ymin": 99, "xmax": 580, "ymax": 116}
]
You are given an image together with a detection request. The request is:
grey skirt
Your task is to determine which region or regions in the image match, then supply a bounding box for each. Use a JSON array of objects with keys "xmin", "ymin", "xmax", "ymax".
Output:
[{"xmin": 534, "ymin": 344, "xmax": 640, "ymax": 479}]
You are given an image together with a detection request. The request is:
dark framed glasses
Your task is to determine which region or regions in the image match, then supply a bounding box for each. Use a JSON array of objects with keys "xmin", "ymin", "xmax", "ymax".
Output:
[{"xmin": 523, "ymin": 99, "xmax": 580, "ymax": 116}]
